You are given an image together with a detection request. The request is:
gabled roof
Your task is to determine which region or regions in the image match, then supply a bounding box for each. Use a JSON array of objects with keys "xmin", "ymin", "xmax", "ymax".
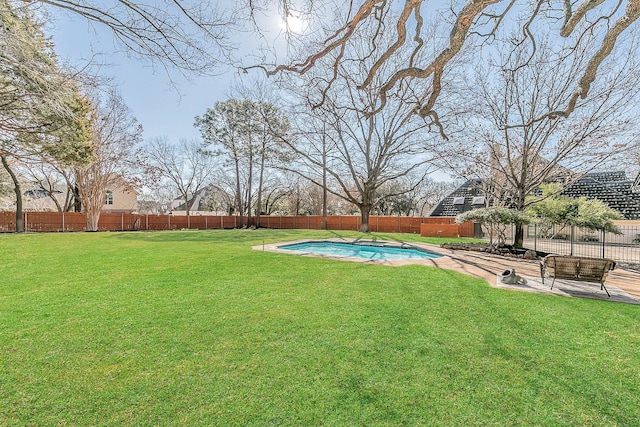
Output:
[{"xmin": 429, "ymin": 180, "xmax": 487, "ymax": 217}]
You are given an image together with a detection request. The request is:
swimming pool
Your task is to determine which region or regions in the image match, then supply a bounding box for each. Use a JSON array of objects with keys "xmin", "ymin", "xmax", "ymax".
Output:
[{"xmin": 279, "ymin": 241, "xmax": 443, "ymax": 261}]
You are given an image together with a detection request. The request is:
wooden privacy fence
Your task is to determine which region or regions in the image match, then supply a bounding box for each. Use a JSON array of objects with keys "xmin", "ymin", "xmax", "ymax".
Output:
[{"xmin": 0, "ymin": 211, "xmax": 474, "ymax": 236}]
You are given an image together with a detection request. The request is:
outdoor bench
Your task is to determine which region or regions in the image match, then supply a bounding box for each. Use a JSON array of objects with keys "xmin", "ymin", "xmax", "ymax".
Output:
[{"xmin": 540, "ymin": 255, "xmax": 616, "ymax": 297}]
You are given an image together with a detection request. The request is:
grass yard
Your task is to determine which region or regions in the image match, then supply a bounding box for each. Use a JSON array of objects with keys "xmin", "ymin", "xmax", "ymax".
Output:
[{"xmin": 1, "ymin": 229, "xmax": 639, "ymax": 426}]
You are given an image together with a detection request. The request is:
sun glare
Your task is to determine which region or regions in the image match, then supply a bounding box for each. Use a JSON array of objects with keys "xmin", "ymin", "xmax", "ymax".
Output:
[{"xmin": 281, "ymin": 15, "xmax": 307, "ymax": 33}]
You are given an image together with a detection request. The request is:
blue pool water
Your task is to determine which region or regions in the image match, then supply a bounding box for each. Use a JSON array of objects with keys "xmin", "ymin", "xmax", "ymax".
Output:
[{"xmin": 279, "ymin": 241, "xmax": 442, "ymax": 261}]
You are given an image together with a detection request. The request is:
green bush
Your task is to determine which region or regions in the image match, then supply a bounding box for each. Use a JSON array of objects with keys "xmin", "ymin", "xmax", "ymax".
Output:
[{"xmin": 456, "ymin": 207, "xmax": 530, "ymax": 246}]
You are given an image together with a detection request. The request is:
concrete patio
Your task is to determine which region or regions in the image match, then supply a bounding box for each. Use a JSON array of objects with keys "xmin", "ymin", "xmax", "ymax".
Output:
[{"xmin": 426, "ymin": 244, "xmax": 640, "ymax": 302}]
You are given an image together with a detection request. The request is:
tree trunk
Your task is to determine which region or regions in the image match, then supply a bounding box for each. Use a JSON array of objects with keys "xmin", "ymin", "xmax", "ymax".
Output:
[
  {"xmin": 514, "ymin": 224, "xmax": 524, "ymax": 249},
  {"xmin": 321, "ymin": 181, "xmax": 328, "ymax": 230},
  {"xmin": 255, "ymin": 150, "xmax": 265, "ymax": 229},
  {"xmin": 73, "ymin": 185, "xmax": 82, "ymax": 212},
  {"xmin": 247, "ymin": 149, "xmax": 253, "ymax": 228},
  {"xmin": 84, "ymin": 195, "xmax": 102, "ymax": 231},
  {"xmin": 321, "ymin": 140, "xmax": 328, "ymax": 230},
  {"xmin": 360, "ymin": 206, "xmax": 371, "ymax": 233},
  {"xmin": 2, "ymin": 156, "xmax": 23, "ymax": 233},
  {"xmin": 359, "ymin": 185, "xmax": 374, "ymax": 232},
  {"xmin": 513, "ymin": 189, "xmax": 526, "ymax": 248},
  {"xmin": 184, "ymin": 192, "xmax": 191, "ymax": 227},
  {"xmin": 86, "ymin": 209, "xmax": 100, "ymax": 231},
  {"xmin": 51, "ymin": 194, "xmax": 63, "ymax": 212},
  {"xmin": 234, "ymin": 157, "xmax": 243, "ymax": 227}
]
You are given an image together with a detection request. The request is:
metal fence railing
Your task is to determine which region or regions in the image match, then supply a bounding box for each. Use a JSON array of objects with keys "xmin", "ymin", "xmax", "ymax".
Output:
[{"xmin": 501, "ymin": 222, "xmax": 640, "ymax": 264}]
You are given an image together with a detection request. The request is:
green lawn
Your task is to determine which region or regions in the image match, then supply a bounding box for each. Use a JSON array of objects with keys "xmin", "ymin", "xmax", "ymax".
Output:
[{"xmin": 1, "ymin": 229, "xmax": 639, "ymax": 426}]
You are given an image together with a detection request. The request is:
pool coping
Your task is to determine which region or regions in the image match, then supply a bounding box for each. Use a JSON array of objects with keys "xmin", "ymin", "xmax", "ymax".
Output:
[{"xmin": 253, "ymin": 238, "xmax": 450, "ymax": 267}]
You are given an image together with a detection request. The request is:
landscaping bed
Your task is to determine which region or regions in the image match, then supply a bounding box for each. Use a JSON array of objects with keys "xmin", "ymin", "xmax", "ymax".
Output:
[{"xmin": 440, "ymin": 242, "xmax": 549, "ymax": 259}]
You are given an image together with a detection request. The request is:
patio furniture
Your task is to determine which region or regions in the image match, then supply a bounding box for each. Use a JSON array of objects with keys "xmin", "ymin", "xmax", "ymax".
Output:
[{"xmin": 540, "ymin": 255, "xmax": 616, "ymax": 297}]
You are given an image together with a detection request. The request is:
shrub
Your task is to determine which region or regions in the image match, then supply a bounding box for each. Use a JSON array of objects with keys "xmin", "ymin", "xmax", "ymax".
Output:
[{"xmin": 456, "ymin": 207, "xmax": 530, "ymax": 246}]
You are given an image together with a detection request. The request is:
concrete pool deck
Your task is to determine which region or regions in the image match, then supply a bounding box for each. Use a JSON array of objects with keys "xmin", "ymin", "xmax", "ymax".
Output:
[
  {"xmin": 256, "ymin": 239, "xmax": 640, "ymax": 301},
  {"xmin": 429, "ymin": 244, "xmax": 640, "ymax": 301}
]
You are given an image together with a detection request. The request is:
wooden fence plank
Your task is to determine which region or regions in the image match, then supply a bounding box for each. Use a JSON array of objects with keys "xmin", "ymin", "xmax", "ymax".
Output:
[{"xmin": 0, "ymin": 212, "xmax": 475, "ymax": 237}]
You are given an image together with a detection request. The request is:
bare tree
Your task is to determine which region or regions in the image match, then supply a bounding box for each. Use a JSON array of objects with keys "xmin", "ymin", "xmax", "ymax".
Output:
[
  {"xmin": 136, "ymin": 184, "xmax": 175, "ymax": 214},
  {"xmin": 373, "ymin": 175, "xmax": 458, "ymax": 216},
  {"xmin": 446, "ymin": 37, "xmax": 640, "ymax": 247},
  {"xmin": 413, "ymin": 179, "xmax": 460, "ymax": 216},
  {"xmin": 255, "ymin": 172, "xmax": 298, "ymax": 216},
  {"xmin": 264, "ymin": 0, "xmax": 640, "ymax": 137},
  {"xmin": 145, "ymin": 137, "xmax": 217, "ymax": 220},
  {"xmin": 22, "ymin": 0, "xmax": 640, "ymax": 138},
  {"xmin": 200, "ymin": 184, "xmax": 234, "ymax": 215},
  {"xmin": 20, "ymin": 161, "xmax": 75, "ymax": 211},
  {"xmin": 74, "ymin": 89, "xmax": 142, "ymax": 231},
  {"xmin": 26, "ymin": 0, "xmax": 235, "ymax": 74},
  {"xmin": 278, "ymin": 55, "xmax": 444, "ymax": 232}
]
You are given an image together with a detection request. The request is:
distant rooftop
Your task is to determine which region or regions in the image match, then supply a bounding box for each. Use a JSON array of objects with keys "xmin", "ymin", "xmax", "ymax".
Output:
[
  {"xmin": 430, "ymin": 172, "xmax": 640, "ymax": 219},
  {"xmin": 429, "ymin": 179, "xmax": 486, "ymax": 217}
]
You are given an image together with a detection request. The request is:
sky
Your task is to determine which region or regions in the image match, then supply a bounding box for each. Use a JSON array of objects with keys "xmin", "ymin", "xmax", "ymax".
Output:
[
  {"xmin": 46, "ymin": 10, "xmax": 280, "ymax": 144},
  {"xmin": 42, "ymin": 7, "xmax": 460, "ymax": 180}
]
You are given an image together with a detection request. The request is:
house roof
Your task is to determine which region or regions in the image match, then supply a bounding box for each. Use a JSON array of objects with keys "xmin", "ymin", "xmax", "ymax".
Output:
[
  {"xmin": 23, "ymin": 189, "xmax": 63, "ymax": 199},
  {"xmin": 430, "ymin": 172, "xmax": 640, "ymax": 219},
  {"xmin": 429, "ymin": 179, "xmax": 486, "ymax": 217},
  {"xmin": 560, "ymin": 172, "xmax": 640, "ymax": 220}
]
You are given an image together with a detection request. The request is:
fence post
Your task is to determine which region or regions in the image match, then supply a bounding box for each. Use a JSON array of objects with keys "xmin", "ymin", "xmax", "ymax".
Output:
[
  {"xmin": 570, "ymin": 225, "xmax": 575, "ymax": 256},
  {"xmin": 534, "ymin": 224, "xmax": 537, "ymax": 252},
  {"xmin": 24, "ymin": 212, "xmax": 27, "ymax": 232},
  {"xmin": 62, "ymin": 211, "xmax": 65, "ymax": 232},
  {"xmin": 168, "ymin": 214, "xmax": 171, "ymax": 230},
  {"xmin": 121, "ymin": 213, "xmax": 124, "ymax": 231},
  {"xmin": 602, "ymin": 230, "xmax": 606, "ymax": 259}
]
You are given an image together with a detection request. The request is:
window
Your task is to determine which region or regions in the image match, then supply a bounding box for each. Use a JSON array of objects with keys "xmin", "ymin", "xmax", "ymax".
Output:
[
  {"xmin": 472, "ymin": 196, "xmax": 485, "ymax": 205},
  {"xmin": 105, "ymin": 190, "xmax": 113, "ymax": 205},
  {"xmin": 453, "ymin": 197, "xmax": 465, "ymax": 205}
]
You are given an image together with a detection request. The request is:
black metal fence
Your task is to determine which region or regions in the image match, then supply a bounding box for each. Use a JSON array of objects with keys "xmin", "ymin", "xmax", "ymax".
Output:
[{"xmin": 503, "ymin": 222, "xmax": 640, "ymax": 264}]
